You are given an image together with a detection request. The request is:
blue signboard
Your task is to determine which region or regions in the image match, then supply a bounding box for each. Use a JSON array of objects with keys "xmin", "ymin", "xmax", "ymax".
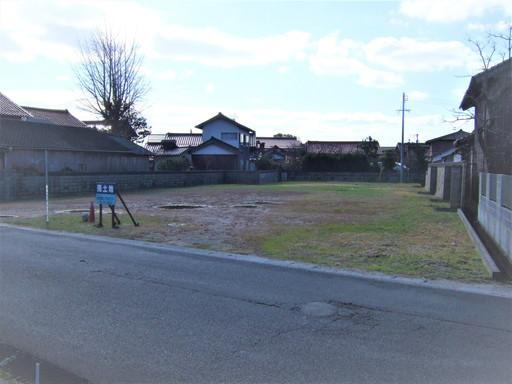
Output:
[{"xmin": 96, "ymin": 183, "xmax": 117, "ymax": 206}]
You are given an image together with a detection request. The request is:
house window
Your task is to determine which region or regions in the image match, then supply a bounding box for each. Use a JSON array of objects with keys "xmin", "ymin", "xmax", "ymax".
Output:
[{"xmin": 221, "ymin": 132, "xmax": 238, "ymax": 141}]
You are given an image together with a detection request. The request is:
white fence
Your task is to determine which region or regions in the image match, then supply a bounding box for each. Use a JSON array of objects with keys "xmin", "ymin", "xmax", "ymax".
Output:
[{"xmin": 479, "ymin": 172, "xmax": 512, "ymax": 263}]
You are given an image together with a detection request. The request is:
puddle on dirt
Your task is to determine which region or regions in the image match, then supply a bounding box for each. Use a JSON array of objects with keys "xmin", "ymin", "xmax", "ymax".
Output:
[
  {"xmin": 55, "ymin": 209, "xmax": 89, "ymax": 214},
  {"xmin": 158, "ymin": 204, "xmax": 206, "ymax": 209},
  {"xmin": 56, "ymin": 209, "xmax": 123, "ymax": 215}
]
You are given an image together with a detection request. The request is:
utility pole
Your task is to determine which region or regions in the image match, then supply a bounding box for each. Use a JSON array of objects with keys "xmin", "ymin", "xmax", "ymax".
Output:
[
  {"xmin": 45, "ymin": 149, "xmax": 49, "ymax": 224},
  {"xmin": 397, "ymin": 92, "xmax": 410, "ymax": 183}
]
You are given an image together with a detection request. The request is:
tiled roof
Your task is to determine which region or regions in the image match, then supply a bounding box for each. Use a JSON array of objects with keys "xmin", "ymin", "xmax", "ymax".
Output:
[
  {"xmin": 145, "ymin": 144, "xmax": 189, "ymax": 156},
  {"xmin": 395, "ymin": 142, "xmax": 428, "ymax": 150},
  {"xmin": 165, "ymin": 133, "xmax": 203, "ymax": 147},
  {"xmin": 305, "ymin": 141, "xmax": 363, "ymax": 155},
  {"xmin": 0, "ymin": 92, "xmax": 31, "ymax": 119},
  {"xmin": 196, "ymin": 112, "xmax": 255, "ymax": 134},
  {"xmin": 257, "ymin": 137, "xmax": 302, "ymax": 149},
  {"xmin": 145, "ymin": 133, "xmax": 203, "ymax": 155},
  {"xmin": 425, "ymin": 130, "xmax": 470, "ymax": 144},
  {"xmin": 377, "ymin": 146, "xmax": 395, "ymax": 155},
  {"xmin": 146, "ymin": 134, "xmax": 168, "ymax": 144},
  {"xmin": 22, "ymin": 106, "xmax": 86, "ymax": 127},
  {"xmin": 0, "ymin": 118, "xmax": 151, "ymax": 155}
]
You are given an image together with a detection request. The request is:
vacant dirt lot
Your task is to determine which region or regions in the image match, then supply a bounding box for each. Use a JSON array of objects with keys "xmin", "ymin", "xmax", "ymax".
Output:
[{"xmin": 0, "ymin": 182, "xmax": 489, "ymax": 282}]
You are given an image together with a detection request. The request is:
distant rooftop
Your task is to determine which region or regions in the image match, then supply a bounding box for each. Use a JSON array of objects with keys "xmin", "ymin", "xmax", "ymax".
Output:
[
  {"xmin": 425, "ymin": 130, "xmax": 470, "ymax": 144},
  {"xmin": 256, "ymin": 137, "xmax": 302, "ymax": 149},
  {"xmin": 0, "ymin": 118, "xmax": 151, "ymax": 155},
  {"xmin": 22, "ymin": 106, "xmax": 86, "ymax": 128},
  {"xmin": 0, "ymin": 92, "xmax": 31, "ymax": 119},
  {"xmin": 305, "ymin": 141, "xmax": 364, "ymax": 155},
  {"xmin": 196, "ymin": 112, "xmax": 255, "ymax": 134}
]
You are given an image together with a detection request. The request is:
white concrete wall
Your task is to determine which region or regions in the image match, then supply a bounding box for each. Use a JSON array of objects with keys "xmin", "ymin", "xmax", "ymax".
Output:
[
  {"xmin": 201, "ymin": 120, "xmax": 241, "ymax": 148},
  {"xmin": 479, "ymin": 172, "xmax": 512, "ymax": 263},
  {"xmin": 435, "ymin": 167, "xmax": 445, "ymax": 199}
]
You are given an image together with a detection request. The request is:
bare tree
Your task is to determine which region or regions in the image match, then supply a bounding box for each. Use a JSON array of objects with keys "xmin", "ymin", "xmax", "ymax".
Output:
[
  {"xmin": 76, "ymin": 31, "xmax": 150, "ymax": 140},
  {"xmin": 448, "ymin": 27, "xmax": 511, "ymax": 125},
  {"xmin": 468, "ymin": 37, "xmax": 497, "ymax": 70},
  {"xmin": 489, "ymin": 25, "xmax": 512, "ymax": 61}
]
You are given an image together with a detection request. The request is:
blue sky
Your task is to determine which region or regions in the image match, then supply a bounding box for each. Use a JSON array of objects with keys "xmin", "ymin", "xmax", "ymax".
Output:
[{"xmin": 1, "ymin": 0, "xmax": 511, "ymax": 145}]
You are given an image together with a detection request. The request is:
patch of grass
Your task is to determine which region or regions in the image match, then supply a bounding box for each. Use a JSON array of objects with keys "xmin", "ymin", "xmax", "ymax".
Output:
[
  {"xmin": 259, "ymin": 184, "xmax": 488, "ymax": 282},
  {"xmin": 6, "ymin": 213, "xmax": 168, "ymax": 241}
]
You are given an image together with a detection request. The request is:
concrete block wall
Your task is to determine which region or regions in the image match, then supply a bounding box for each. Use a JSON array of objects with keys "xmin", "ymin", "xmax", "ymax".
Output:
[
  {"xmin": 258, "ymin": 171, "xmax": 279, "ymax": 184},
  {"xmin": 0, "ymin": 170, "xmax": 281, "ymax": 201},
  {"xmin": 287, "ymin": 171, "xmax": 425, "ymax": 183},
  {"xmin": 478, "ymin": 172, "xmax": 512, "ymax": 264},
  {"xmin": 427, "ymin": 163, "xmax": 464, "ymax": 207},
  {"xmin": 449, "ymin": 166, "xmax": 463, "ymax": 209}
]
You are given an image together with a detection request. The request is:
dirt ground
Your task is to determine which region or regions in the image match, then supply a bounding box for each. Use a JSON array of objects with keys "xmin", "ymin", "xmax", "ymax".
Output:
[
  {"xmin": 0, "ymin": 182, "xmax": 490, "ymax": 282},
  {"xmin": 0, "ymin": 184, "xmax": 340, "ymax": 250}
]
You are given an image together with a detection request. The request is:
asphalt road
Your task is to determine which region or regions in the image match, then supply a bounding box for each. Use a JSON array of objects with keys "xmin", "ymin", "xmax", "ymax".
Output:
[{"xmin": 1, "ymin": 226, "xmax": 511, "ymax": 384}]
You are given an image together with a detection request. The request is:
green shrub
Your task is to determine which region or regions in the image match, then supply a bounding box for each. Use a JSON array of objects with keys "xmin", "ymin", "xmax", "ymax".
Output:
[
  {"xmin": 382, "ymin": 150, "xmax": 396, "ymax": 172},
  {"xmin": 302, "ymin": 153, "xmax": 377, "ymax": 172},
  {"xmin": 255, "ymin": 157, "xmax": 279, "ymax": 170},
  {"xmin": 157, "ymin": 157, "xmax": 190, "ymax": 171}
]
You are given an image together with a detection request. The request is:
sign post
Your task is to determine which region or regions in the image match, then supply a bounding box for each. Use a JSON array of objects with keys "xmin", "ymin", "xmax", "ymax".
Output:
[
  {"xmin": 95, "ymin": 183, "xmax": 117, "ymax": 228},
  {"xmin": 94, "ymin": 182, "xmax": 139, "ymax": 228}
]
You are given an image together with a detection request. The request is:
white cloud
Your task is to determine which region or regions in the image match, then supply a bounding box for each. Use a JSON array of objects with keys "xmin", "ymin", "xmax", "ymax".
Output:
[
  {"xmin": 278, "ymin": 66, "xmax": 290, "ymax": 74},
  {"xmin": 399, "ymin": 0, "xmax": 512, "ymax": 22},
  {"xmin": 142, "ymin": 68, "xmax": 178, "ymax": 81},
  {"xmin": 0, "ymin": 0, "xmax": 311, "ymax": 69},
  {"xmin": 309, "ymin": 33, "xmax": 479, "ymax": 88},
  {"xmin": 408, "ymin": 91, "xmax": 429, "ymax": 101},
  {"xmin": 466, "ymin": 20, "xmax": 511, "ymax": 31},
  {"xmin": 155, "ymin": 27, "xmax": 311, "ymax": 68},
  {"xmin": 364, "ymin": 37, "xmax": 474, "ymax": 72},
  {"xmin": 205, "ymin": 83, "xmax": 215, "ymax": 94},
  {"xmin": 309, "ymin": 34, "xmax": 403, "ymax": 88}
]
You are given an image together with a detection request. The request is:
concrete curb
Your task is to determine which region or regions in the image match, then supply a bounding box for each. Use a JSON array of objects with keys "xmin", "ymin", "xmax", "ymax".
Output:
[
  {"xmin": 457, "ymin": 209, "xmax": 504, "ymax": 280},
  {"xmin": 1, "ymin": 223, "xmax": 512, "ymax": 299}
]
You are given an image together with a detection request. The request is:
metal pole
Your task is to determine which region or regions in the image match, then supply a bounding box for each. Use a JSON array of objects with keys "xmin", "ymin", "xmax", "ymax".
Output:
[
  {"xmin": 35, "ymin": 362, "xmax": 40, "ymax": 384},
  {"xmin": 44, "ymin": 149, "xmax": 49, "ymax": 224},
  {"xmin": 400, "ymin": 92, "xmax": 405, "ymax": 183}
]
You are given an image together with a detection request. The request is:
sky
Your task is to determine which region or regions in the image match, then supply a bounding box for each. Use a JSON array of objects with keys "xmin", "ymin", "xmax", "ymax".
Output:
[{"xmin": 1, "ymin": 0, "xmax": 511, "ymax": 145}]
